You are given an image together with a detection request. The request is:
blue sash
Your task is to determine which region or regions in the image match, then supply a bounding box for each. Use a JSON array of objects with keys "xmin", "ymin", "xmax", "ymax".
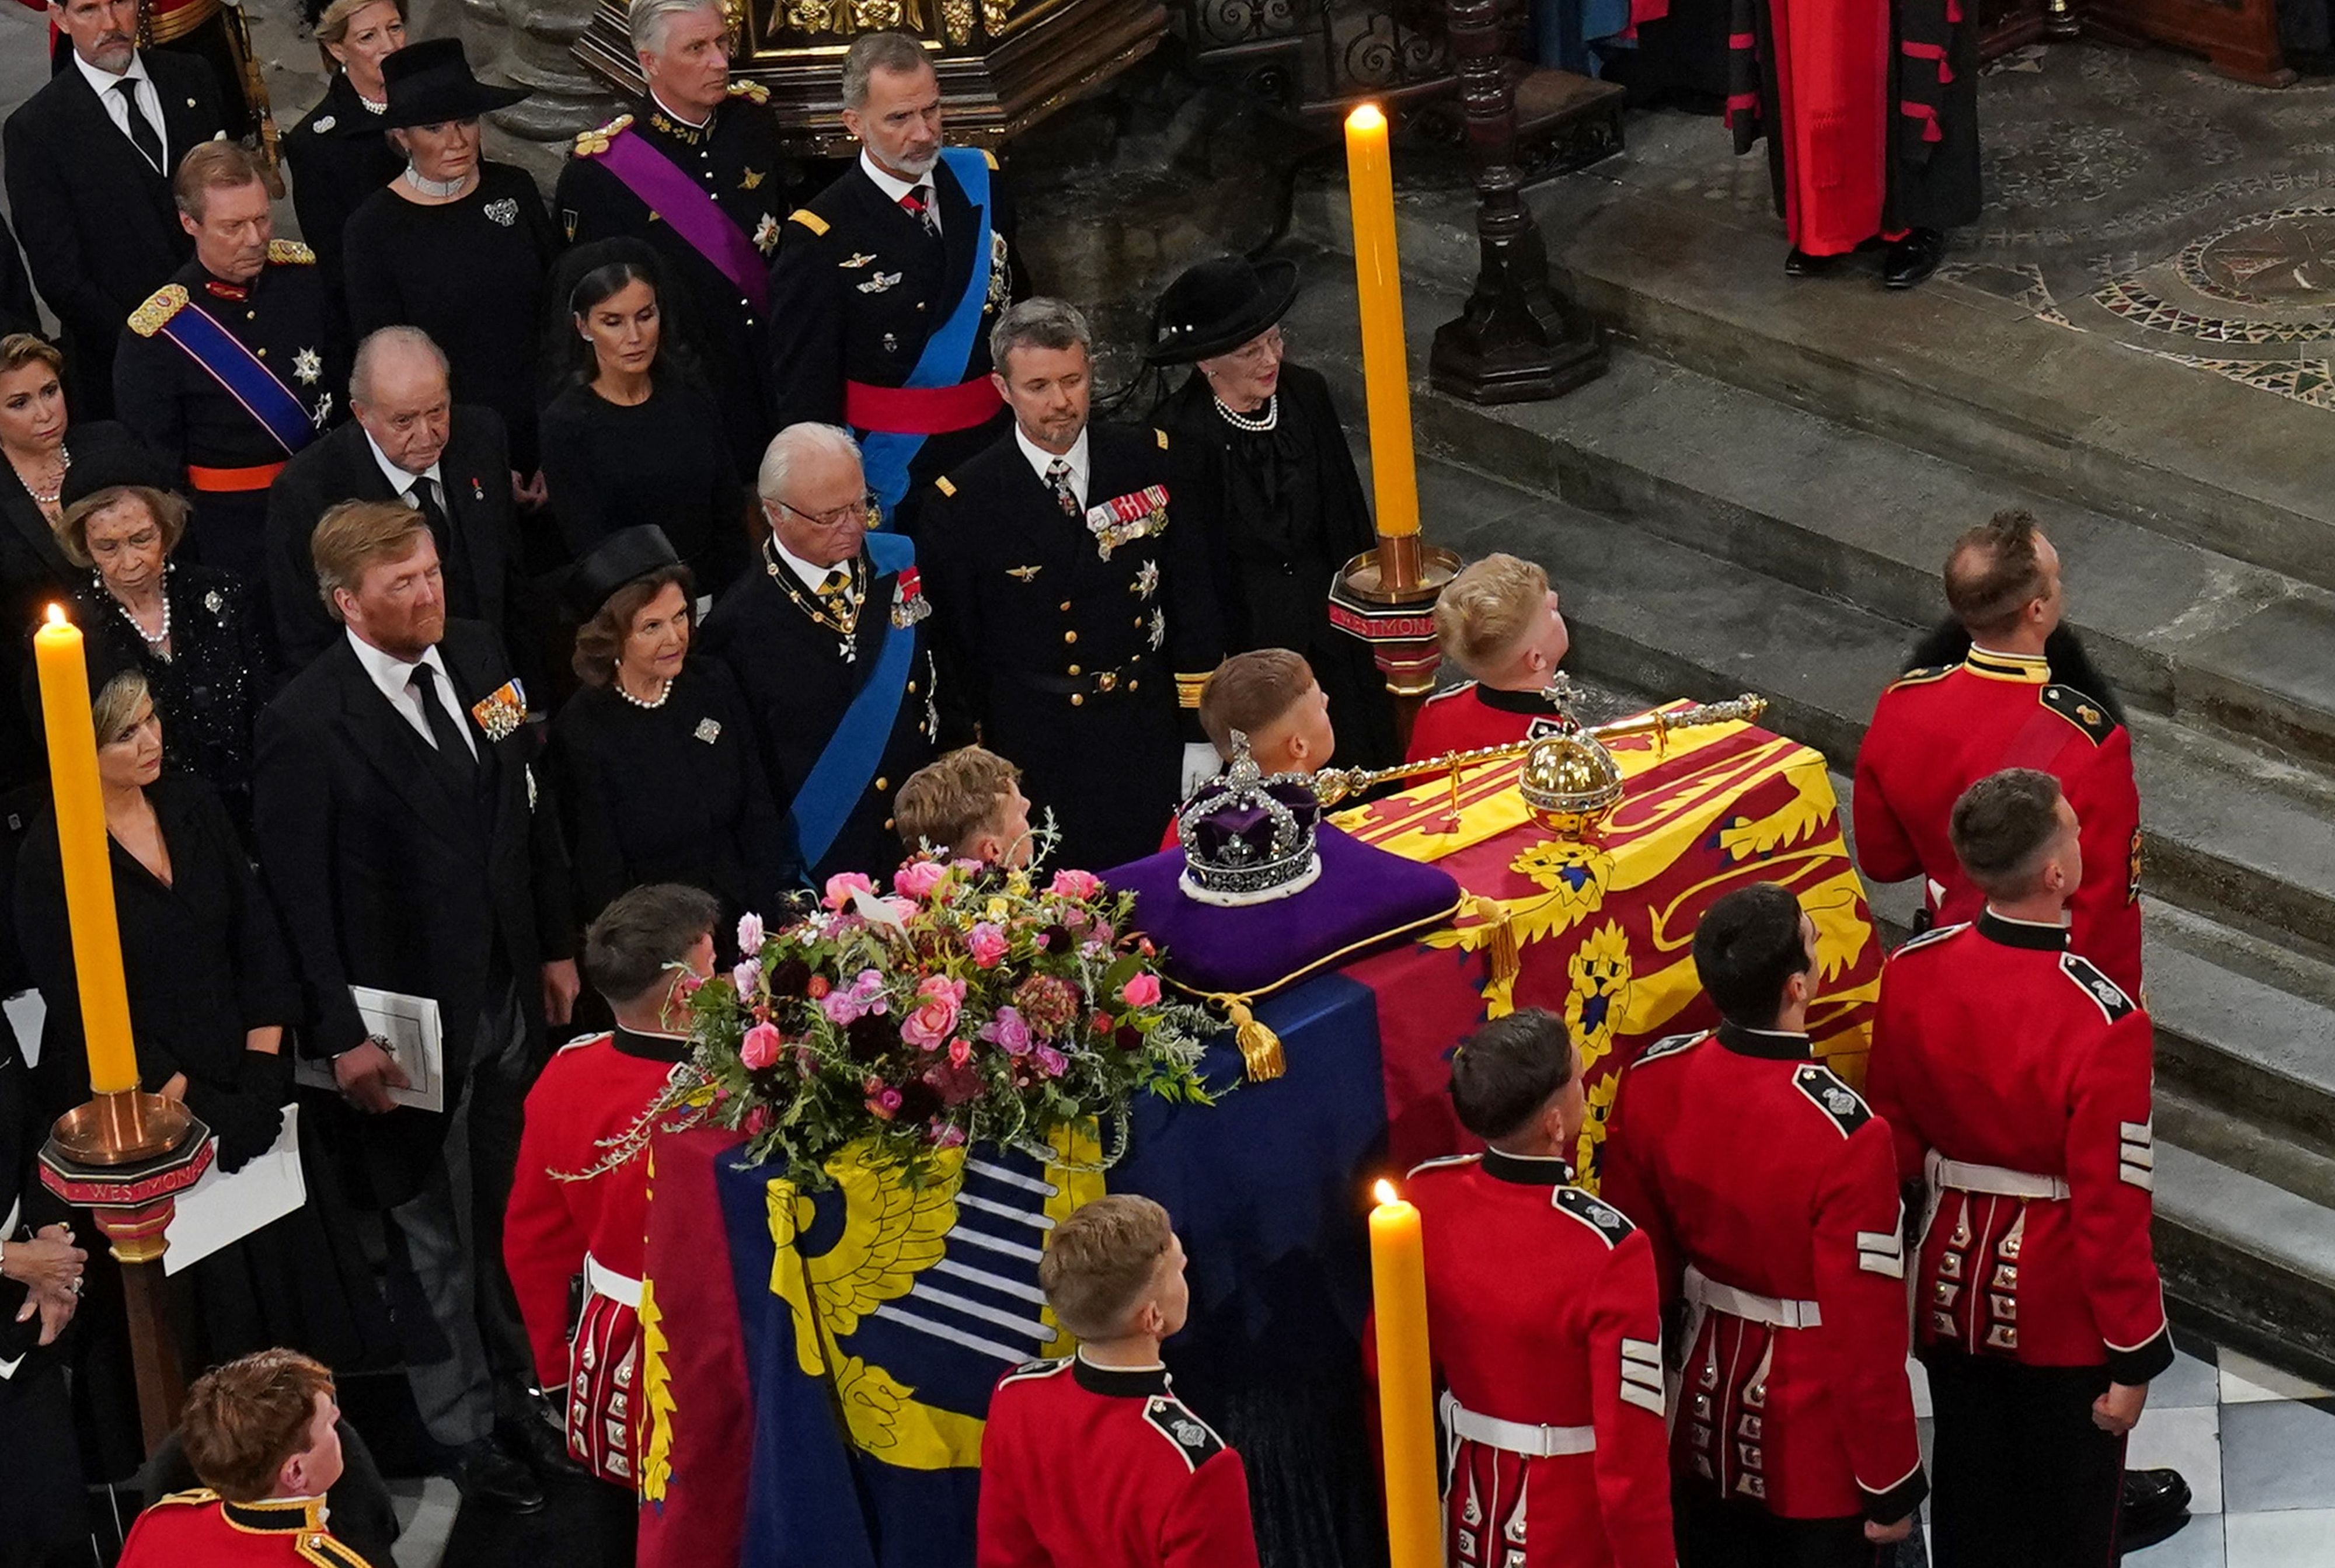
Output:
[
  {"xmin": 782, "ymin": 530, "xmax": 919, "ymax": 874},
  {"xmin": 862, "ymin": 147, "xmax": 995, "ymax": 520},
  {"xmin": 156, "ymin": 298, "xmax": 317, "ymax": 457}
]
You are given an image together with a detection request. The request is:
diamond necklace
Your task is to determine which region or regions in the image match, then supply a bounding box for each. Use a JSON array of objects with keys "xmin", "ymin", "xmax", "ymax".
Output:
[{"xmin": 402, "ymin": 165, "xmax": 472, "ymax": 200}]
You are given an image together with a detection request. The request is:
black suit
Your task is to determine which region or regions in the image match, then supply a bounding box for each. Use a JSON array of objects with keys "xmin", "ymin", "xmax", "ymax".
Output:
[
  {"xmin": 2, "ymin": 51, "xmax": 225, "ymax": 417},
  {"xmin": 266, "ymin": 412, "xmax": 520, "ymax": 673},
  {"xmin": 0, "ymin": 1029, "xmax": 89, "ymax": 1560}
]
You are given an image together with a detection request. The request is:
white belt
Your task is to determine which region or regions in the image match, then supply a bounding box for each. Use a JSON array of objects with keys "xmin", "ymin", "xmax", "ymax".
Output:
[
  {"xmin": 1928, "ymin": 1149, "xmax": 2069, "ymax": 1201},
  {"xmin": 1684, "ymin": 1264, "xmax": 1821, "ymax": 1330},
  {"xmin": 583, "ymin": 1252, "xmax": 643, "ymax": 1310},
  {"xmin": 1440, "ymin": 1390, "xmax": 1595, "ymax": 1457}
]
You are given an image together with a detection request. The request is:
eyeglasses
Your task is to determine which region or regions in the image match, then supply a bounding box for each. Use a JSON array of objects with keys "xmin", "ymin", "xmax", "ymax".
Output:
[
  {"xmin": 772, "ymin": 493, "xmax": 880, "ymax": 531},
  {"xmin": 1225, "ymin": 327, "xmax": 1286, "ymax": 370}
]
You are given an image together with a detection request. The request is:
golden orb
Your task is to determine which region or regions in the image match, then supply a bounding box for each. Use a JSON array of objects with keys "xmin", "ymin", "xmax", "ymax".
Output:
[{"xmin": 1517, "ymin": 731, "xmax": 1625, "ymax": 840}]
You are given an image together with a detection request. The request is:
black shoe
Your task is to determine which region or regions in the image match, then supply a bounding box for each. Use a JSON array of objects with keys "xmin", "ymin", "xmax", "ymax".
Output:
[
  {"xmin": 2120, "ymin": 1466, "xmax": 2192, "ymax": 1551},
  {"xmin": 1785, "ymin": 247, "xmax": 1842, "ymax": 277},
  {"xmin": 500, "ymin": 1409, "xmax": 587, "ymax": 1479},
  {"xmin": 453, "ymin": 1442, "xmax": 546, "ymax": 1513},
  {"xmin": 1883, "ymin": 228, "xmax": 1947, "ymax": 288}
]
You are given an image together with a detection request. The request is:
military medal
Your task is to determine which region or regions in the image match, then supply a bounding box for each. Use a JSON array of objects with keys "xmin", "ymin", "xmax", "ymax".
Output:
[
  {"xmin": 292, "ymin": 347, "xmax": 322, "ymax": 385},
  {"xmin": 754, "ymin": 213, "xmax": 780, "ymax": 255},
  {"xmin": 765, "ymin": 543, "xmax": 865, "ymax": 661},
  {"xmin": 1085, "ymin": 485, "xmax": 1170, "ymax": 560},
  {"xmin": 471, "ymin": 678, "xmax": 528, "ymax": 741},
  {"xmin": 1132, "ymin": 560, "xmax": 1159, "ymax": 599},
  {"xmin": 892, "ymin": 565, "xmax": 932, "ymax": 629}
]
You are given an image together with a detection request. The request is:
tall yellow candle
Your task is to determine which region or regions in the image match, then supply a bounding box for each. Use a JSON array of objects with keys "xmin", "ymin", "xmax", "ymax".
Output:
[
  {"xmin": 32, "ymin": 605, "xmax": 138, "ymax": 1096},
  {"xmin": 1369, "ymin": 1177, "xmax": 1439, "ymax": 1568},
  {"xmin": 1344, "ymin": 103, "xmax": 1421, "ymax": 541}
]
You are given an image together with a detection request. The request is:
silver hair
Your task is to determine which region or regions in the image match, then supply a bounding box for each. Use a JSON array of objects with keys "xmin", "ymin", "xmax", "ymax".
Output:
[
  {"xmin": 629, "ymin": 0, "xmax": 724, "ymax": 58},
  {"xmin": 841, "ymin": 31, "xmax": 932, "ymax": 110},
  {"xmin": 989, "ymin": 297, "xmax": 1092, "ymax": 374},
  {"xmin": 350, "ymin": 325, "xmax": 449, "ymax": 406},
  {"xmin": 756, "ymin": 423, "xmax": 863, "ymax": 506}
]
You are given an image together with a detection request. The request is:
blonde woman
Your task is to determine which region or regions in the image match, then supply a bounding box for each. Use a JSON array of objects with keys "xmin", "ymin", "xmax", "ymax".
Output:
[{"xmin": 283, "ymin": 0, "xmax": 408, "ymax": 290}]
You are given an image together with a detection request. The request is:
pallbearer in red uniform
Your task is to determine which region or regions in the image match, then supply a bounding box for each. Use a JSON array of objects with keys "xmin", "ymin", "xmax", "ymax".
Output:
[
  {"xmin": 1409, "ymin": 1008, "xmax": 1674, "ymax": 1568},
  {"xmin": 978, "ymin": 1194, "xmax": 1261, "ymax": 1568},
  {"xmin": 1407, "ymin": 552, "xmax": 1577, "ymax": 763},
  {"xmin": 504, "ymin": 883, "xmax": 720, "ymax": 1494},
  {"xmin": 1601, "ymin": 884, "xmax": 1925, "ymax": 1566},
  {"xmin": 1853, "ymin": 510, "xmax": 2143, "ymax": 997},
  {"xmin": 1865, "ymin": 769, "xmax": 2173, "ymax": 1567}
]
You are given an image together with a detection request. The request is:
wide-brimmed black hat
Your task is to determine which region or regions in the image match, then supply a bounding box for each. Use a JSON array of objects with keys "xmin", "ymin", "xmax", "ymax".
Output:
[
  {"xmin": 1147, "ymin": 255, "xmax": 1299, "ymax": 365},
  {"xmin": 564, "ymin": 525, "xmax": 682, "ymax": 621},
  {"xmin": 370, "ymin": 38, "xmax": 529, "ymax": 133}
]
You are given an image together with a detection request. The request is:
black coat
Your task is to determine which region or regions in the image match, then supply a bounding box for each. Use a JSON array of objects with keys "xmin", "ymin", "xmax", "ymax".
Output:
[
  {"xmin": 264, "ymin": 410, "xmax": 520, "ymax": 672},
  {"xmin": 0, "ymin": 1026, "xmax": 85, "ymax": 1556},
  {"xmin": 764, "ymin": 153, "xmax": 1023, "ymax": 532},
  {"xmin": 698, "ymin": 543, "xmax": 945, "ymax": 884},
  {"xmin": 281, "ymin": 72, "xmax": 403, "ymax": 298},
  {"xmin": 0, "ymin": 210, "xmax": 40, "ymax": 343},
  {"xmin": 2, "ymin": 51, "xmax": 225, "ymax": 410},
  {"xmin": 252, "ymin": 619, "xmax": 573, "ymax": 1204},
  {"xmin": 918, "ymin": 423, "xmax": 1226, "ymax": 870}
]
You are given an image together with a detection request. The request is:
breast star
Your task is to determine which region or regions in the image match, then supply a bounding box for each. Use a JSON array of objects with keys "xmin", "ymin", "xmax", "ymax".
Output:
[{"xmin": 293, "ymin": 347, "xmax": 322, "ymax": 385}]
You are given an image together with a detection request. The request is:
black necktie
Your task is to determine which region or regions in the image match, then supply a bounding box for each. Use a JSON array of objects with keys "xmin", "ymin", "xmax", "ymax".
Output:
[
  {"xmin": 111, "ymin": 80, "xmax": 163, "ymax": 173},
  {"xmin": 409, "ymin": 478, "xmax": 450, "ymax": 557},
  {"xmin": 407, "ymin": 662, "xmax": 477, "ymax": 782},
  {"xmin": 901, "ymin": 184, "xmax": 940, "ymax": 242}
]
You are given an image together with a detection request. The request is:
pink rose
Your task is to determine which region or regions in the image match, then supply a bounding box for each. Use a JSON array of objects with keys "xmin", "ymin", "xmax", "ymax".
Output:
[
  {"xmin": 867, "ymin": 1088, "xmax": 904, "ymax": 1120},
  {"xmin": 821, "ymin": 968, "xmax": 890, "ymax": 1026},
  {"xmin": 981, "ymin": 1005, "xmax": 1033, "ymax": 1056},
  {"xmin": 823, "ymin": 872, "xmax": 877, "ymax": 910},
  {"xmin": 731, "ymin": 959, "xmax": 762, "ymax": 997},
  {"xmin": 894, "ymin": 860, "xmax": 947, "ymax": 901},
  {"xmin": 933, "ymin": 1123, "xmax": 968, "ymax": 1149},
  {"xmin": 884, "ymin": 897, "xmax": 920, "ymax": 924},
  {"xmin": 736, "ymin": 911, "xmax": 766, "ymax": 953},
  {"xmin": 949, "ymin": 1037, "xmax": 973, "ymax": 1067},
  {"xmin": 743, "ymin": 1105, "xmax": 773, "ymax": 1135},
  {"xmin": 1033, "ymin": 1044, "xmax": 1068, "ymax": 1078},
  {"xmin": 900, "ymin": 974, "xmax": 968, "ymax": 1049},
  {"xmin": 1120, "ymin": 971, "xmax": 1162, "ymax": 1009},
  {"xmin": 1049, "ymin": 868, "xmax": 1103, "ymax": 901},
  {"xmin": 967, "ymin": 922, "xmax": 1009, "ymax": 968},
  {"xmin": 738, "ymin": 1022, "xmax": 782, "ymax": 1070}
]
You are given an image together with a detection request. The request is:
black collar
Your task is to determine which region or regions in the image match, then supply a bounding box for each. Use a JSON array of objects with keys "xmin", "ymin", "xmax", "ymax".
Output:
[
  {"xmin": 1716, "ymin": 1021, "xmax": 1814, "ymax": 1061},
  {"xmin": 219, "ymin": 1497, "xmax": 327, "ymax": 1534},
  {"xmin": 1482, "ymin": 1147, "xmax": 1576, "ymax": 1186},
  {"xmin": 612, "ymin": 1026, "xmax": 691, "ymax": 1064},
  {"xmin": 1978, "ymin": 908, "xmax": 2069, "ymax": 952},
  {"xmin": 1072, "ymin": 1355, "xmax": 1170, "ymax": 1399},
  {"xmin": 1472, "ymin": 684, "xmax": 1569, "ymax": 716}
]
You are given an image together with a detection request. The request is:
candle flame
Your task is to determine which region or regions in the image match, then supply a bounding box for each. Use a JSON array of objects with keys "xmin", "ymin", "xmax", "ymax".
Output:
[
  {"xmin": 1347, "ymin": 102, "xmax": 1386, "ymax": 134},
  {"xmin": 1374, "ymin": 1177, "xmax": 1399, "ymax": 1206},
  {"xmin": 44, "ymin": 602, "xmax": 65, "ymax": 626}
]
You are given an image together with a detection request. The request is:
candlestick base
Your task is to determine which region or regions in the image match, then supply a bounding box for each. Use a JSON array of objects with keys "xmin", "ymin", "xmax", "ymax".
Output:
[
  {"xmin": 48, "ymin": 1089, "xmax": 195, "ymax": 1165},
  {"xmin": 1331, "ymin": 543, "xmax": 1461, "ymax": 747},
  {"xmin": 41, "ymin": 1098, "xmax": 212, "ymax": 1265}
]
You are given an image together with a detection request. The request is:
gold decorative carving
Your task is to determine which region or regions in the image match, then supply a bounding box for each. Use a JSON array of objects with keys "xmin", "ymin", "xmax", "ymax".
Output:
[{"xmin": 942, "ymin": 0, "xmax": 974, "ymax": 42}]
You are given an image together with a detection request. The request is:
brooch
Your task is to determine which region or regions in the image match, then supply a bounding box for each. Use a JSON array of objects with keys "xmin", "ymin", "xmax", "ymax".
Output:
[
  {"xmin": 204, "ymin": 588, "xmax": 224, "ymax": 614},
  {"xmin": 987, "ymin": 232, "xmax": 1010, "ymax": 312},
  {"xmin": 293, "ymin": 347, "xmax": 322, "ymax": 385},
  {"xmin": 754, "ymin": 212, "xmax": 780, "ymax": 255},
  {"xmin": 471, "ymin": 678, "xmax": 528, "ymax": 741},
  {"xmin": 892, "ymin": 565, "xmax": 932, "ymax": 630},
  {"xmin": 312, "ymin": 114, "xmax": 336, "ymax": 133},
  {"xmin": 693, "ymin": 717, "xmax": 722, "ymax": 744},
  {"xmin": 1131, "ymin": 560, "xmax": 1159, "ymax": 599},
  {"xmin": 1084, "ymin": 485, "xmax": 1170, "ymax": 562},
  {"xmin": 838, "ymin": 252, "xmax": 879, "ymax": 269},
  {"xmin": 855, "ymin": 271, "xmax": 902, "ymax": 295},
  {"xmin": 1006, "ymin": 564, "xmax": 1042, "ymax": 581},
  {"xmin": 483, "ymin": 198, "xmax": 519, "ymax": 228},
  {"xmin": 310, "ymin": 392, "xmax": 334, "ymax": 431}
]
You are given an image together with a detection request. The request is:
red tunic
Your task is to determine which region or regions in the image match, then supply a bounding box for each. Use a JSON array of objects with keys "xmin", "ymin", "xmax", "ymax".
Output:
[
  {"xmin": 119, "ymin": 1491, "xmax": 372, "ymax": 1568},
  {"xmin": 1601, "ymin": 1024, "xmax": 1925, "ymax": 1524},
  {"xmin": 503, "ymin": 1026, "xmax": 686, "ymax": 1486},
  {"xmin": 977, "ymin": 1356, "xmax": 1261, "ymax": 1568},
  {"xmin": 1864, "ymin": 912, "xmax": 2173, "ymax": 1383},
  {"xmin": 1405, "ymin": 682, "xmax": 1576, "ymax": 764},
  {"xmin": 1408, "ymin": 1149, "xmax": 1675, "ymax": 1568},
  {"xmin": 1852, "ymin": 646, "xmax": 2142, "ymax": 996}
]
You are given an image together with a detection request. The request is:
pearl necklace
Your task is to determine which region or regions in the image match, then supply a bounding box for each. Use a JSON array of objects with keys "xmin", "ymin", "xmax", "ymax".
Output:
[
  {"xmin": 360, "ymin": 94, "xmax": 386, "ymax": 115},
  {"xmin": 615, "ymin": 676, "xmax": 672, "ymax": 709},
  {"xmin": 1212, "ymin": 393, "xmax": 1278, "ymax": 433},
  {"xmin": 110, "ymin": 573, "xmax": 170, "ymax": 651},
  {"xmin": 402, "ymin": 166, "xmax": 472, "ymax": 200},
  {"xmin": 18, "ymin": 439, "xmax": 68, "ymax": 505}
]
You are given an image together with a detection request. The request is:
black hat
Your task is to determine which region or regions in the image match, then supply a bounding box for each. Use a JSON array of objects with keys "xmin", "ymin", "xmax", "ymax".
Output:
[
  {"xmin": 1147, "ymin": 255, "xmax": 1299, "ymax": 365},
  {"xmin": 564, "ymin": 525, "xmax": 681, "ymax": 621},
  {"xmin": 371, "ymin": 39, "xmax": 529, "ymax": 133}
]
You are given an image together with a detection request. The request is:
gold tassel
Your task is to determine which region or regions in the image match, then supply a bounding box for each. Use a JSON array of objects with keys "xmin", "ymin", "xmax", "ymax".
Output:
[
  {"xmin": 1466, "ymin": 894, "xmax": 1521, "ymax": 1019},
  {"xmin": 1221, "ymin": 996, "xmax": 1286, "ymax": 1082}
]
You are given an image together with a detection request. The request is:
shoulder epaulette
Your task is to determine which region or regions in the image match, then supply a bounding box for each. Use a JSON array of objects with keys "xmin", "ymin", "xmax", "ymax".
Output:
[
  {"xmin": 1155, "ymin": 428, "xmax": 1170, "ymax": 450},
  {"xmin": 1553, "ymin": 1186, "xmax": 1636, "ymax": 1247},
  {"xmin": 2059, "ymin": 952, "xmax": 2135, "ymax": 1023},
  {"xmin": 934, "ymin": 475, "xmax": 957, "ymax": 498},
  {"xmin": 151, "ymin": 1487, "xmax": 218, "ymax": 1508},
  {"xmin": 998, "ymin": 1355, "xmax": 1071, "ymax": 1385},
  {"xmin": 1629, "ymin": 1030, "xmax": 1703, "ymax": 1070},
  {"xmin": 788, "ymin": 208, "xmax": 830, "ymax": 237},
  {"xmin": 1140, "ymin": 1393, "xmax": 1226, "ymax": 1472},
  {"xmin": 573, "ymin": 113, "xmax": 634, "ymax": 158},
  {"xmin": 1404, "ymin": 1152, "xmax": 1481, "ymax": 1179},
  {"xmin": 1792, "ymin": 1062, "xmax": 1872, "ymax": 1138},
  {"xmin": 1890, "ymin": 920, "xmax": 1969, "ymax": 958},
  {"xmin": 1887, "ymin": 664, "xmax": 1955, "ymax": 691},
  {"xmin": 266, "ymin": 238, "xmax": 315, "ymax": 266},
  {"xmin": 128, "ymin": 283, "xmax": 190, "ymax": 338},
  {"xmin": 726, "ymin": 79, "xmax": 769, "ymax": 104},
  {"xmin": 982, "ymin": 148, "xmax": 999, "ymax": 169},
  {"xmin": 2039, "ymin": 682, "xmax": 2120, "ymax": 745}
]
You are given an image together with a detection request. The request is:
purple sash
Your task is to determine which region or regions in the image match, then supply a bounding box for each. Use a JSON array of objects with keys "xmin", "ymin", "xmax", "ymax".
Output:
[{"xmin": 599, "ymin": 130, "xmax": 771, "ymax": 316}]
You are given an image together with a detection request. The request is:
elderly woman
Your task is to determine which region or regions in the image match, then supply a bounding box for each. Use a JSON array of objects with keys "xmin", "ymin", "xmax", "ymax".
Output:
[
  {"xmin": 61, "ymin": 485, "xmax": 274, "ymax": 834},
  {"xmin": 1150, "ymin": 255, "xmax": 1400, "ymax": 768},
  {"xmin": 283, "ymin": 0, "xmax": 408, "ymax": 294},
  {"xmin": 541, "ymin": 242, "xmax": 747, "ymax": 590},
  {"xmin": 340, "ymin": 39, "xmax": 556, "ymax": 486},
  {"xmin": 549, "ymin": 526, "xmax": 791, "ymax": 939}
]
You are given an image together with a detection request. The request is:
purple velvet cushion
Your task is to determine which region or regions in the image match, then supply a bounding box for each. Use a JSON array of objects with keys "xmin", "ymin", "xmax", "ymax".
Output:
[{"xmin": 1103, "ymin": 824, "xmax": 1463, "ymax": 997}]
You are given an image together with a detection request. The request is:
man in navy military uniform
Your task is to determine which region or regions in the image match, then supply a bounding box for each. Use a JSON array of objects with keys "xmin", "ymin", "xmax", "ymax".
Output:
[
  {"xmin": 555, "ymin": 0, "xmax": 797, "ymax": 475},
  {"xmin": 114, "ymin": 140, "xmax": 345, "ymax": 584},
  {"xmin": 764, "ymin": 30, "xmax": 1024, "ymax": 532}
]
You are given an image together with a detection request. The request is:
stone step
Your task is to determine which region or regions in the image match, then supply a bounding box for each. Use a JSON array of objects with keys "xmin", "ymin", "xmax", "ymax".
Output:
[
  {"xmin": 2152, "ymin": 1134, "xmax": 2335, "ymax": 1389},
  {"xmin": 2142, "ymin": 901, "xmax": 2335, "ymax": 1154}
]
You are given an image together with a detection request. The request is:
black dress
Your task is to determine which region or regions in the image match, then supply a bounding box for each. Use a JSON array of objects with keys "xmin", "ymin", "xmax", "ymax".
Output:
[
  {"xmin": 341, "ymin": 163, "xmax": 559, "ymax": 472},
  {"xmin": 70, "ymin": 561, "xmax": 275, "ymax": 838},
  {"xmin": 548, "ymin": 658, "xmax": 793, "ymax": 934},
  {"xmin": 281, "ymin": 74, "xmax": 402, "ymax": 300},
  {"xmin": 538, "ymin": 377, "xmax": 749, "ymax": 587},
  {"xmin": 1158, "ymin": 363, "xmax": 1402, "ymax": 769}
]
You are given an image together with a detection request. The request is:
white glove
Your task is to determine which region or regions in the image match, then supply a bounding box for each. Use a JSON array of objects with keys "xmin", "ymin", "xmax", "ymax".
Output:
[{"xmin": 1179, "ymin": 743, "xmax": 1221, "ymax": 797}]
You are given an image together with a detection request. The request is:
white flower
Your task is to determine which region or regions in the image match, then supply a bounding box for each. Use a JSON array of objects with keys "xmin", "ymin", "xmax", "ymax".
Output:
[
  {"xmin": 737, "ymin": 911, "xmax": 766, "ymax": 953},
  {"xmin": 731, "ymin": 958, "xmax": 761, "ymax": 996}
]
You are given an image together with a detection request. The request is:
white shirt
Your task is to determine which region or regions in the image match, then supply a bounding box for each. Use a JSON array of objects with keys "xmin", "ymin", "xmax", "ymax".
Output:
[
  {"xmin": 769, "ymin": 534, "xmax": 846, "ymax": 594},
  {"xmin": 73, "ymin": 51, "xmax": 166, "ymax": 172},
  {"xmin": 859, "ymin": 149, "xmax": 941, "ymax": 236},
  {"xmin": 1015, "ymin": 424, "xmax": 1089, "ymax": 511},
  {"xmin": 363, "ymin": 427, "xmax": 446, "ymax": 506},
  {"xmin": 647, "ymin": 88, "xmax": 711, "ymax": 132},
  {"xmin": 346, "ymin": 629, "xmax": 476, "ymax": 759}
]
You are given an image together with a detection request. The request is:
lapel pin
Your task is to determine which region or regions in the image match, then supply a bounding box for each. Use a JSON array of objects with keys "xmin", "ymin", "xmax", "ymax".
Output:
[{"xmin": 471, "ymin": 477, "xmax": 485, "ymax": 500}]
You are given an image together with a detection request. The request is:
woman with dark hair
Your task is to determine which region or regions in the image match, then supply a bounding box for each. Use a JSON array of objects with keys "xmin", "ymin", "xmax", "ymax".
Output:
[
  {"xmin": 548, "ymin": 527, "xmax": 792, "ymax": 939},
  {"xmin": 538, "ymin": 242, "xmax": 747, "ymax": 591},
  {"xmin": 282, "ymin": 0, "xmax": 407, "ymax": 294},
  {"xmin": 1150, "ymin": 255, "xmax": 1402, "ymax": 769}
]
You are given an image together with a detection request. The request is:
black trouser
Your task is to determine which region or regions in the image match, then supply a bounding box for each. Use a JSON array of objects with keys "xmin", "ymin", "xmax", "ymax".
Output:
[
  {"xmin": 1677, "ymin": 1490, "xmax": 1898, "ymax": 1568},
  {"xmin": 1924, "ymin": 1348, "xmax": 2125, "ymax": 1568}
]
